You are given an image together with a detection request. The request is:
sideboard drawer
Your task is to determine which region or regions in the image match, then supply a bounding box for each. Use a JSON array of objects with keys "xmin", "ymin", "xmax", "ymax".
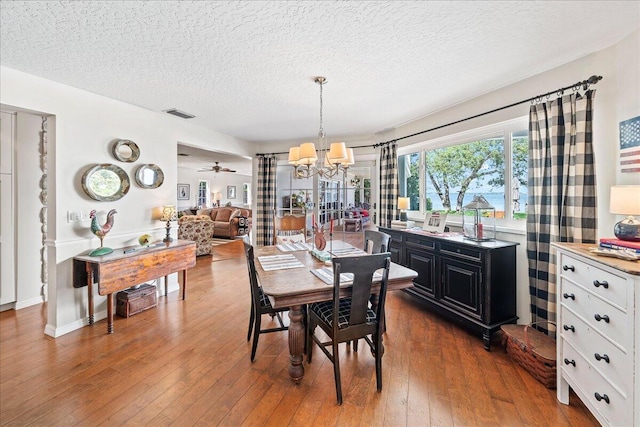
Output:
[
  {"xmin": 561, "ymin": 341, "xmax": 632, "ymax": 427},
  {"xmin": 558, "ymin": 252, "xmax": 629, "ymax": 309}
]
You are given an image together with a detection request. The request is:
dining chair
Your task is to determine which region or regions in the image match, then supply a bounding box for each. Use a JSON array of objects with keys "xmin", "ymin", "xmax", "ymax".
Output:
[
  {"xmin": 306, "ymin": 252, "xmax": 391, "ymax": 405},
  {"xmin": 364, "ymin": 229, "xmax": 391, "ymax": 254},
  {"xmin": 243, "ymin": 241, "xmax": 289, "ymax": 362},
  {"xmin": 272, "ymin": 211, "xmax": 307, "ymax": 245}
]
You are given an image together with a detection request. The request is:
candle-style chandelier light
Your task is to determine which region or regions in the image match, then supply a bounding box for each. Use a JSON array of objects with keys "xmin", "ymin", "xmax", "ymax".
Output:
[{"xmin": 287, "ymin": 77, "xmax": 354, "ymax": 179}]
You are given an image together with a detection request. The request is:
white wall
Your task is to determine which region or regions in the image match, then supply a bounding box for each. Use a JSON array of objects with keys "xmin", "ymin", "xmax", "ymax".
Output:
[
  {"xmin": 0, "ymin": 66, "xmax": 255, "ymax": 337},
  {"xmin": 176, "ymin": 167, "xmax": 252, "ymax": 210}
]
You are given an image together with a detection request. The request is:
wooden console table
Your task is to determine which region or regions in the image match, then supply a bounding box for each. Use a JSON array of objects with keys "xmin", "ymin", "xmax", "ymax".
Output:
[{"xmin": 73, "ymin": 240, "xmax": 196, "ymax": 333}]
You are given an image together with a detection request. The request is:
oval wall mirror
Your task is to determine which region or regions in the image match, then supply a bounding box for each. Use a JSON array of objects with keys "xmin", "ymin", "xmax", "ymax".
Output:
[
  {"xmin": 111, "ymin": 139, "xmax": 140, "ymax": 162},
  {"xmin": 135, "ymin": 163, "xmax": 164, "ymax": 188},
  {"xmin": 82, "ymin": 164, "xmax": 130, "ymax": 201}
]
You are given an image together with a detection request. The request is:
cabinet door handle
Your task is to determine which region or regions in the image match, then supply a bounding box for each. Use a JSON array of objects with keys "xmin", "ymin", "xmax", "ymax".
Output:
[
  {"xmin": 594, "ymin": 393, "xmax": 610, "ymax": 404},
  {"xmin": 562, "ymin": 265, "xmax": 575, "ymax": 272},
  {"xmin": 562, "ymin": 293, "xmax": 575, "ymax": 300},
  {"xmin": 593, "ymin": 280, "xmax": 609, "ymax": 289},
  {"xmin": 563, "ymin": 358, "xmax": 576, "ymax": 366},
  {"xmin": 563, "ymin": 325, "xmax": 575, "ymax": 332},
  {"xmin": 594, "ymin": 353, "xmax": 610, "ymax": 363},
  {"xmin": 594, "ymin": 313, "xmax": 610, "ymax": 323}
]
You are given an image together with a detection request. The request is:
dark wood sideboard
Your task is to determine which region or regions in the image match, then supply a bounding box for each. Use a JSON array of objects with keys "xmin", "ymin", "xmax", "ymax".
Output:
[{"xmin": 380, "ymin": 227, "xmax": 518, "ymax": 350}]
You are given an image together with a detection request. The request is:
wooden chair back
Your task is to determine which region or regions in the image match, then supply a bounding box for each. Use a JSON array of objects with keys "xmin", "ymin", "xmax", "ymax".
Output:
[
  {"xmin": 272, "ymin": 212, "xmax": 307, "ymax": 245},
  {"xmin": 364, "ymin": 230, "xmax": 391, "ymax": 254}
]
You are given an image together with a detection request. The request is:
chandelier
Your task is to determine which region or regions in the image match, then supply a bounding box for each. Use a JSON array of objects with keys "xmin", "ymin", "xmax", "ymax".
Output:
[{"xmin": 288, "ymin": 77, "xmax": 354, "ymax": 179}]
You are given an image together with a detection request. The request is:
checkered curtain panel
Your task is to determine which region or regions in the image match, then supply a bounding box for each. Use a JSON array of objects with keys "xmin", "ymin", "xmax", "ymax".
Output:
[
  {"xmin": 379, "ymin": 143, "xmax": 399, "ymax": 228},
  {"xmin": 527, "ymin": 90, "xmax": 597, "ymax": 331},
  {"xmin": 256, "ymin": 155, "xmax": 277, "ymax": 246}
]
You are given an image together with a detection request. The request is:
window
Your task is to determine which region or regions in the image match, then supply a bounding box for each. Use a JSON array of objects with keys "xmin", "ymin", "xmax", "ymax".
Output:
[
  {"xmin": 243, "ymin": 183, "xmax": 251, "ymax": 205},
  {"xmin": 398, "ymin": 118, "xmax": 528, "ymax": 222},
  {"xmin": 197, "ymin": 180, "xmax": 209, "ymax": 208}
]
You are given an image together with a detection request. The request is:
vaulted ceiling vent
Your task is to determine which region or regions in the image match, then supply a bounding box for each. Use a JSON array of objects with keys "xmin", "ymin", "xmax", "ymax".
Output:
[{"xmin": 164, "ymin": 108, "xmax": 195, "ymax": 119}]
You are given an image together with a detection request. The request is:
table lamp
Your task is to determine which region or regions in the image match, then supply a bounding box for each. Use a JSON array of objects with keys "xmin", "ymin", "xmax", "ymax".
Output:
[
  {"xmin": 160, "ymin": 205, "xmax": 177, "ymax": 242},
  {"xmin": 214, "ymin": 192, "xmax": 222, "ymax": 207},
  {"xmin": 398, "ymin": 197, "xmax": 410, "ymax": 221},
  {"xmin": 610, "ymin": 185, "xmax": 640, "ymax": 242}
]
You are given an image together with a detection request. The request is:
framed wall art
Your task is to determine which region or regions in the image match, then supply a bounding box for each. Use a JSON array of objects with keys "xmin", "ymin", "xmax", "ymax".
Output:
[
  {"xmin": 227, "ymin": 185, "xmax": 236, "ymax": 199},
  {"xmin": 177, "ymin": 183, "xmax": 190, "ymax": 200}
]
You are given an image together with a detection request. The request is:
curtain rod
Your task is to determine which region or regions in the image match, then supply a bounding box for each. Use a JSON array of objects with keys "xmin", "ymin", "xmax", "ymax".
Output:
[{"xmin": 256, "ymin": 74, "xmax": 602, "ymax": 156}]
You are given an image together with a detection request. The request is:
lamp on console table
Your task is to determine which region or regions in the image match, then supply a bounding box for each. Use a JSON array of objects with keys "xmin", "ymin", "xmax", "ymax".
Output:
[
  {"xmin": 160, "ymin": 205, "xmax": 177, "ymax": 242},
  {"xmin": 214, "ymin": 192, "xmax": 222, "ymax": 207},
  {"xmin": 610, "ymin": 185, "xmax": 640, "ymax": 242},
  {"xmin": 398, "ymin": 197, "xmax": 410, "ymax": 221}
]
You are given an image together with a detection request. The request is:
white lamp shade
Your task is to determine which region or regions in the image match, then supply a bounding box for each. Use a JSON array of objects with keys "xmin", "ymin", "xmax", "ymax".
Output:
[
  {"xmin": 214, "ymin": 192, "xmax": 222, "ymax": 200},
  {"xmin": 160, "ymin": 205, "xmax": 177, "ymax": 221},
  {"xmin": 298, "ymin": 142, "xmax": 318, "ymax": 165},
  {"xmin": 610, "ymin": 185, "xmax": 640, "ymax": 215},
  {"xmin": 398, "ymin": 197, "xmax": 410, "ymax": 210},
  {"xmin": 328, "ymin": 142, "xmax": 347, "ymax": 162},
  {"xmin": 341, "ymin": 148, "xmax": 355, "ymax": 166},
  {"xmin": 288, "ymin": 146, "xmax": 300, "ymax": 165}
]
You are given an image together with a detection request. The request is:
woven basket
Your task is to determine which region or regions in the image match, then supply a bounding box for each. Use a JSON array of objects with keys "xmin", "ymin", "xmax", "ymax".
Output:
[{"xmin": 500, "ymin": 322, "xmax": 556, "ymax": 389}]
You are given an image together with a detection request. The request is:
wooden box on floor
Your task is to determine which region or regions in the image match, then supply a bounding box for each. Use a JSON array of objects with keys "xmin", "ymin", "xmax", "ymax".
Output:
[{"xmin": 116, "ymin": 284, "xmax": 157, "ymax": 318}]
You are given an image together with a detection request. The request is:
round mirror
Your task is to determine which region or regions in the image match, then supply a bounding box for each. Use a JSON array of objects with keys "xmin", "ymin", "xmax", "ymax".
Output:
[
  {"xmin": 82, "ymin": 164, "xmax": 130, "ymax": 201},
  {"xmin": 111, "ymin": 139, "xmax": 140, "ymax": 162},
  {"xmin": 135, "ymin": 164, "xmax": 164, "ymax": 188}
]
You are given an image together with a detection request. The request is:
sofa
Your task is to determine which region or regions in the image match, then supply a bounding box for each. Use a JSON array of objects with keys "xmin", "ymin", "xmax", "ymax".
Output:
[
  {"xmin": 178, "ymin": 206, "xmax": 252, "ymax": 255},
  {"xmin": 345, "ymin": 207, "xmax": 370, "ymax": 226}
]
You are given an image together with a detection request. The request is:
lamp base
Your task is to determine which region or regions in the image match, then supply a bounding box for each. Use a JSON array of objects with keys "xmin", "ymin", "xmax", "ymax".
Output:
[
  {"xmin": 400, "ymin": 211, "xmax": 407, "ymax": 221},
  {"xmin": 614, "ymin": 216, "xmax": 640, "ymax": 242},
  {"xmin": 163, "ymin": 222, "xmax": 173, "ymax": 243}
]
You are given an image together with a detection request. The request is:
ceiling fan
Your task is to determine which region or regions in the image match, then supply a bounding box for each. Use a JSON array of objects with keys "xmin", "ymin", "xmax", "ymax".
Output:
[{"xmin": 198, "ymin": 161, "xmax": 236, "ymax": 173}]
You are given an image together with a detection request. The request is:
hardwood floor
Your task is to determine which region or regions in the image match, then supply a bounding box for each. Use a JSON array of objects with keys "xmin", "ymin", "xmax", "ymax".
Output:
[{"xmin": 0, "ymin": 231, "xmax": 600, "ymax": 426}]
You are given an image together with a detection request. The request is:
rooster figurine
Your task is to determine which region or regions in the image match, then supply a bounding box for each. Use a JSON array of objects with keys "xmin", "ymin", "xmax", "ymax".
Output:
[{"xmin": 89, "ymin": 209, "xmax": 117, "ymax": 256}]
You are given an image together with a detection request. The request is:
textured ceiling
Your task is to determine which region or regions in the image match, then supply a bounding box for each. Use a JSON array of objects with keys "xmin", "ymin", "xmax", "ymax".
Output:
[{"xmin": 1, "ymin": 1, "xmax": 639, "ymax": 147}]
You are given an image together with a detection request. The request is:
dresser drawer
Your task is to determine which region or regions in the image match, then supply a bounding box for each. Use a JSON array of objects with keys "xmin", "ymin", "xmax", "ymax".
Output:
[
  {"xmin": 560, "ymin": 307, "xmax": 632, "ymax": 394},
  {"xmin": 560, "ymin": 278, "xmax": 631, "ymax": 351},
  {"xmin": 561, "ymin": 341, "xmax": 632, "ymax": 427},
  {"xmin": 558, "ymin": 252, "xmax": 629, "ymax": 309}
]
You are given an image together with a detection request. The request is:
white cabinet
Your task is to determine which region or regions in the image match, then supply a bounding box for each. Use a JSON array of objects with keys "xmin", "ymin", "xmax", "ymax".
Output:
[
  {"xmin": 554, "ymin": 243, "xmax": 639, "ymax": 427},
  {"xmin": 0, "ymin": 111, "xmax": 15, "ymax": 306}
]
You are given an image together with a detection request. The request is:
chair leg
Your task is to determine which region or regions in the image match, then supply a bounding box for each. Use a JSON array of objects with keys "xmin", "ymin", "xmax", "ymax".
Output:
[
  {"xmin": 306, "ymin": 318, "xmax": 314, "ymax": 363},
  {"xmin": 250, "ymin": 314, "xmax": 262, "ymax": 362},
  {"xmin": 375, "ymin": 331, "xmax": 383, "ymax": 392},
  {"xmin": 333, "ymin": 339, "xmax": 343, "ymax": 405},
  {"xmin": 247, "ymin": 305, "xmax": 255, "ymax": 341}
]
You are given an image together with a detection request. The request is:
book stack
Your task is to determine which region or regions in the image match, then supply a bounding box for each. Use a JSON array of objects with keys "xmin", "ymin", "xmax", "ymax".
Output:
[
  {"xmin": 391, "ymin": 220, "xmax": 415, "ymax": 230},
  {"xmin": 599, "ymin": 238, "xmax": 640, "ymax": 254}
]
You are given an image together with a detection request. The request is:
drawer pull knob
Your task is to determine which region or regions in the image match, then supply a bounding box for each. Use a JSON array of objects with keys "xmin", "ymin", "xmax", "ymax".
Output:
[
  {"xmin": 562, "ymin": 265, "xmax": 575, "ymax": 272},
  {"xmin": 593, "ymin": 280, "xmax": 609, "ymax": 289},
  {"xmin": 563, "ymin": 358, "xmax": 576, "ymax": 366},
  {"xmin": 594, "ymin": 393, "xmax": 610, "ymax": 404},
  {"xmin": 562, "ymin": 293, "xmax": 575, "ymax": 300},
  {"xmin": 594, "ymin": 353, "xmax": 610, "ymax": 363},
  {"xmin": 563, "ymin": 325, "xmax": 575, "ymax": 332},
  {"xmin": 594, "ymin": 314, "xmax": 610, "ymax": 323}
]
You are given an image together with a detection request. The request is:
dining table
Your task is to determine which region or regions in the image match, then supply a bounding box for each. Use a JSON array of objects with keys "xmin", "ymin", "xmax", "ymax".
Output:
[{"xmin": 255, "ymin": 241, "xmax": 418, "ymax": 383}]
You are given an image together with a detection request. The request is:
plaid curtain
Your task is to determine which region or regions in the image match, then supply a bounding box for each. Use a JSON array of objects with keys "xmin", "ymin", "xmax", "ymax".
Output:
[
  {"xmin": 527, "ymin": 90, "xmax": 597, "ymax": 331},
  {"xmin": 379, "ymin": 143, "xmax": 398, "ymax": 228},
  {"xmin": 256, "ymin": 155, "xmax": 277, "ymax": 246}
]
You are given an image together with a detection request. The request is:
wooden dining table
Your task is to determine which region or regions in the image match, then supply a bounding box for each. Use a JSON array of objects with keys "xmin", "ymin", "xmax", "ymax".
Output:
[{"xmin": 255, "ymin": 242, "xmax": 418, "ymax": 383}]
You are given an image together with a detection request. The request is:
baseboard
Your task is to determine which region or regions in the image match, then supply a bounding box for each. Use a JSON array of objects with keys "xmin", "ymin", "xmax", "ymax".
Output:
[
  {"xmin": 44, "ymin": 309, "xmax": 107, "ymax": 338},
  {"xmin": 15, "ymin": 295, "xmax": 47, "ymax": 310}
]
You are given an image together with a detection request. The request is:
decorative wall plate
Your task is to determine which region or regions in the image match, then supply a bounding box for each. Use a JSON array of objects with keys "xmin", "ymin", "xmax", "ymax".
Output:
[
  {"xmin": 111, "ymin": 139, "xmax": 140, "ymax": 162},
  {"xmin": 82, "ymin": 163, "xmax": 130, "ymax": 201},
  {"xmin": 135, "ymin": 163, "xmax": 164, "ymax": 188}
]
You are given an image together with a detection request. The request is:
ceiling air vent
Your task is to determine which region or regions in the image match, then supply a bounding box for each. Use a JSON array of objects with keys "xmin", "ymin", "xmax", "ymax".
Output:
[{"xmin": 164, "ymin": 108, "xmax": 195, "ymax": 119}]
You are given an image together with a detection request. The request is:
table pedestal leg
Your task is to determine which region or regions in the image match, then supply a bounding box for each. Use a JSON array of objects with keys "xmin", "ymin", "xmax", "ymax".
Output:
[
  {"xmin": 165, "ymin": 275, "xmax": 169, "ymax": 297},
  {"xmin": 107, "ymin": 293, "xmax": 114, "ymax": 334},
  {"xmin": 288, "ymin": 304, "xmax": 305, "ymax": 383}
]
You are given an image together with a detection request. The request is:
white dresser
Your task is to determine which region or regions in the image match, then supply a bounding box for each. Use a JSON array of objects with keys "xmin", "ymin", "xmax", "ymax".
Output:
[{"xmin": 554, "ymin": 243, "xmax": 639, "ymax": 427}]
